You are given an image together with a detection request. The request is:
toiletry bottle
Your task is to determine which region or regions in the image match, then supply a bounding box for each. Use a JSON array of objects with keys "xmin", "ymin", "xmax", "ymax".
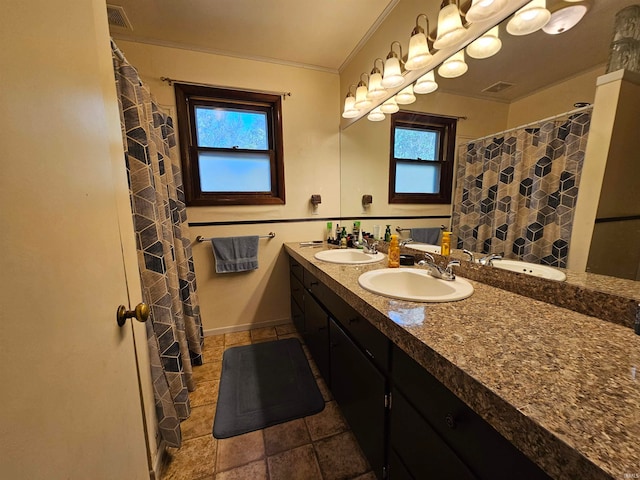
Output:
[
  {"xmin": 384, "ymin": 225, "xmax": 391, "ymax": 242},
  {"xmin": 326, "ymin": 222, "xmax": 333, "ymax": 243},
  {"xmin": 357, "ymin": 228, "xmax": 364, "ymax": 248},
  {"xmin": 441, "ymin": 231, "xmax": 451, "ymax": 256},
  {"xmin": 388, "ymin": 234, "xmax": 400, "ymax": 268},
  {"xmin": 340, "ymin": 227, "xmax": 347, "ymax": 248}
]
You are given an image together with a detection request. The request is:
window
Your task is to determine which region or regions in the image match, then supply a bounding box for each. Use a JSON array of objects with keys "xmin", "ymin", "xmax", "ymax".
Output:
[
  {"xmin": 389, "ymin": 111, "xmax": 456, "ymax": 204},
  {"xmin": 174, "ymin": 83, "xmax": 285, "ymax": 206}
]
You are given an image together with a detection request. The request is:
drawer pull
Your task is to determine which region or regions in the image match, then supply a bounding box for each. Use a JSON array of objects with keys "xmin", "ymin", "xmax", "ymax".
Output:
[
  {"xmin": 365, "ymin": 348, "xmax": 374, "ymax": 359},
  {"xmin": 445, "ymin": 413, "xmax": 457, "ymax": 429},
  {"xmin": 348, "ymin": 317, "xmax": 359, "ymax": 325}
]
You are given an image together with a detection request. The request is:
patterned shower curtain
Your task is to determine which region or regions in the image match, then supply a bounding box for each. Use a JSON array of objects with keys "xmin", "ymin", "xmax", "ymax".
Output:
[
  {"xmin": 452, "ymin": 109, "xmax": 592, "ymax": 267},
  {"xmin": 112, "ymin": 42, "xmax": 204, "ymax": 448}
]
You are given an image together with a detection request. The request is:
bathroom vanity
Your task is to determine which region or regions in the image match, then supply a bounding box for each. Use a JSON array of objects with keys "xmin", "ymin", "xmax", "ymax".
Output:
[{"xmin": 286, "ymin": 242, "xmax": 640, "ymax": 480}]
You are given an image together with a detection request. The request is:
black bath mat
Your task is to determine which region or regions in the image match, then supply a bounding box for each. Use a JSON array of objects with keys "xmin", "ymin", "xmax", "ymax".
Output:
[{"xmin": 212, "ymin": 337, "xmax": 325, "ymax": 439}]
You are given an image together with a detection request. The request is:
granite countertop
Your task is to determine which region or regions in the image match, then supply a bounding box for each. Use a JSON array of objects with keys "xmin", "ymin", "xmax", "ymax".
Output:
[{"xmin": 285, "ymin": 242, "xmax": 640, "ymax": 480}]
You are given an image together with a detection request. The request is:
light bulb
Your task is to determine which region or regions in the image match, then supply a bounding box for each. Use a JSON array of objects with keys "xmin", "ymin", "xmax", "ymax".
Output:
[
  {"xmin": 367, "ymin": 70, "xmax": 386, "ymax": 99},
  {"xmin": 506, "ymin": 0, "xmax": 551, "ymax": 36},
  {"xmin": 381, "ymin": 56, "xmax": 404, "ymax": 88},
  {"xmin": 380, "ymin": 97, "xmax": 399, "ymax": 114},
  {"xmin": 414, "ymin": 70, "xmax": 438, "ymax": 94},
  {"xmin": 405, "ymin": 30, "xmax": 433, "ymax": 71},
  {"xmin": 466, "ymin": 26, "xmax": 502, "ymax": 59},
  {"xmin": 341, "ymin": 95, "xmax": 358, "ymax": 118},
  {"xmin": 434, "ymin": 3, "xmax": 466, "ymax": 50},
  {"xmin": 367, "ymin": 107, "xmax": 385, "ymax": 122},
  {"xmin": 396, "ymin": 85, "xmax": 416, "ymax": 105},
  {"xmin": 354, "ymin": 83, "xmax": 372, "ymax": 110},
  {"xmin": 542, "ymin": 5, "xmax": 587, "ymax": 35},
  {"xmin": 465, "ymin": 0, "xmax": 509, "ymax": 23},
  {"xmin": 438, "ymin": 50, "xmax": 468, "ymax": 78}
]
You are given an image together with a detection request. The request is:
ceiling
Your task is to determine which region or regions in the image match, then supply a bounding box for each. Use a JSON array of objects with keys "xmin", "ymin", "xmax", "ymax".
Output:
[{"xmin": 108, "ymin": 0, "xmax": 637, "ymax": 102}]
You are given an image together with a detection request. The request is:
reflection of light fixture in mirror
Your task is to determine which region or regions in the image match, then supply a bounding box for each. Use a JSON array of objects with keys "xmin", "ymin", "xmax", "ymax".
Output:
[
  {"xmin": 341, "ymin": 85, "xmax": 358, "ymax": 118},
  {"xmin": 395, "ymin": 85, "xmax": 416, "ymax": 105},
  {"xmin": 380, "ymin": 96, "xmax": 399, "ymax": 114},
  {"xmin": 465, "ymin": 0, "xmax": 509, "ymax": 23},
  {"xmin": 466, "ymin": 25, "xmax": 502, "ymax": 58},
  {"xmin": 367, "ymin": 58, "xmax": 387, "ymax": 99},
  {"xmin": 381, "ymin": 41, "xmax": 405, "ymax": 88},
  {"xmin": 405, "ymin": 14, "xmax": 434, "ymax": 71},
  {"xmin": 367, "ymin": 107, "xmax": 385, "ymax": 122},
  {"xmin": 354, "ymin": 74, "xmax": 373, "ymax": 110},
  {"xmin": 506, "ymin": 0, "xmax": 551, "ymax": 36},
  {"xmin": 414, "ymin": 70, "xmax": 438, "ymax": 94},
  {"xmin": 438, "ymin": 50, "xmax": 468, "ymax": 78},
  {"xmin": 542, "ymin": 5, "xmax": 587, "ymax": 35},
  {"xmin": 433, "ymin": 1, "xmax": 466, "ymax": 50}
]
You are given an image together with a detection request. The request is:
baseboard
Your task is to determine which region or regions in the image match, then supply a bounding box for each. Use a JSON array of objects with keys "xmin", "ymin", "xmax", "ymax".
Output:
[
  {"xmin": 203, "ymin": 317, "xmax": 292, "ymax": 337},
  {"xmin": 149, "ymin": 440, "xmax": 167, "ymax": 480}
]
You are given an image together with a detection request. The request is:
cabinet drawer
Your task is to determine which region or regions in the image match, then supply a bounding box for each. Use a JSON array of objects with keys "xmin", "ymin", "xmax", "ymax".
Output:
[{"xmin": 392, "ymin": 345, "xmax": 551, "ymax": 480}]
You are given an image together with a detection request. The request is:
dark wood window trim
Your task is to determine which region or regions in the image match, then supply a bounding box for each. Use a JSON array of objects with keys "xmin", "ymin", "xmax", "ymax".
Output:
[
  {"xmin": 174, "ymin": 83, "xmax": 285, "ymax": 206},
  {"xmin": 389, "ymin": 110, "xmax": 456, "ymax": 204}
]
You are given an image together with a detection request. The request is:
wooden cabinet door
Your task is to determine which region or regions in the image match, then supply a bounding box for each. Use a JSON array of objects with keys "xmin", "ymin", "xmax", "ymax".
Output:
[
  {"xmin": 303, "ymin": 293, "xmax": 331, "ymax": 383},
  {"xmin": 330, "ymin": 319, "xmax": 386, "ymax": 479}
]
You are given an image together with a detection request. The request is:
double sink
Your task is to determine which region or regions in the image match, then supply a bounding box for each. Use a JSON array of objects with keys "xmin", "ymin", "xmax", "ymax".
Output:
[{"xmin": 314, "ymin": 245, "xmax": 565, "ymax": 303}]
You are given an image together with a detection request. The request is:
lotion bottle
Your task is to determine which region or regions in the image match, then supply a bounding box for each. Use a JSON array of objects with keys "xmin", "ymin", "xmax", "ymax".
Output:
[
  {"xmin": 441, "ymin": 231, "xmax": 451, "ymax": 256},
  {"xmin": 388, "ymin": 234, "xmax": 400, "ymax": 268}
]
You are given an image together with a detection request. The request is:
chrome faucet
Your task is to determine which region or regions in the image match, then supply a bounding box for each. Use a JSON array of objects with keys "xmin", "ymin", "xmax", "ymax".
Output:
[
  {"xmin": 362, "ymin": 238, "xmax": 379, "ymax": 254},
  {"xmin": 399, "ymin": 238, "xmax": 413, "ymax": 247},
  {"xmin": 418, "ymin": 255, "xmax": 460, "ymax": 281},
  {"xmin": 462, "ymin": 249, "xmax": 475, "ymax": 263},
  {"xmin": 479, "ymin": 254, "xmax": 502, "ymax": 266}
]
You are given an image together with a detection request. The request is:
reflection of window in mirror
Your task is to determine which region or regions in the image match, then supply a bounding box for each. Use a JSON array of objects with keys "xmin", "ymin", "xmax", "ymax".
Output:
[
  {"xmin": 174, "ymin": 83, "xmax": 285, "ymax": 206},
  {"xmin": 389, "ymin": 111, "xmax": 456, "ymax": 204}
]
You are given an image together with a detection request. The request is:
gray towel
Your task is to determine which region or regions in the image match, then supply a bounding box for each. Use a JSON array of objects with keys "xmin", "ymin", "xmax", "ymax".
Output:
[
  {"xmin": 410, "ymin": 228, "xmax": 441, "ymax": 245},
  {"xmin": 211, "ymin": 236, "xmax": 259, "ymax": 273}
]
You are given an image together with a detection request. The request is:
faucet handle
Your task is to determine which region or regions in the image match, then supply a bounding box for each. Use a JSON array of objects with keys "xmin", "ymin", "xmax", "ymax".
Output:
[
  {"xmin": 479, "ymin": 254, "xmax": 502, "ymax": 266},
  {"xmin": 462, "ymin": 249, "xmax": 475, "ymax": 262}
]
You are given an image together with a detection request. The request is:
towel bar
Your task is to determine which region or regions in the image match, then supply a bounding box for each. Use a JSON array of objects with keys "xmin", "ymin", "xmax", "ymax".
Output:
[{"xmin": 196, "ymin": 232, "xmax": 276, "ymax": 242}]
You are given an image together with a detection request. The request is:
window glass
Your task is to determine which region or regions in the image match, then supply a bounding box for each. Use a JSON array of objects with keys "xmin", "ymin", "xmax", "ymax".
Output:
[
  {"xmin": 394, "ymin": 127, "xmax": 438, "ymax": 161},
  {"xmin": 395, "ymin": 161, "xmax": 440, "ymax": 193},
  {"xmin": 198, "ymin": 151, "xmax": 271, "ymax": 192},
  {"xmin": 195, "ymin": 107, "xmax": 268, "ymax": 150}
]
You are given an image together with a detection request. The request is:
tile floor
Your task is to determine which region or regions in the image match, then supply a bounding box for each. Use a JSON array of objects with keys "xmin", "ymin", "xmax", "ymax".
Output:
[{"xmin": 161, "ymin": 323, "xmax": 376, "ymax": 480}]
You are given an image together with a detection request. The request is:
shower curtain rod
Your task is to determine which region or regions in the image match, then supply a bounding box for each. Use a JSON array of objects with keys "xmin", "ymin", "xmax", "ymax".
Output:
[
  {"xmin": 463, "ymin": 104, "xmax": 593, "ymax": 145},
  {"xmin": 110, "ymin": 39, "xmax": 125, "ymax": 62},
  {"xmin": 160, "ymin": 77, "xmax": 291, "ymax": 99}
]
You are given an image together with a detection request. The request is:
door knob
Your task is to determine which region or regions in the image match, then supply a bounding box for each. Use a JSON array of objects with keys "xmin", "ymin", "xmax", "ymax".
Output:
[{"xmin": 117, "ymin": 303, "xmax": 150, "ymax": 327}]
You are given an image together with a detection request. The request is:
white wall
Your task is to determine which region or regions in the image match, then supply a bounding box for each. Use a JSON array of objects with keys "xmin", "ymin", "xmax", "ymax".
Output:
[{"xmin": 116, "ymin": 41, "xmax": 341, "ymax": 334}]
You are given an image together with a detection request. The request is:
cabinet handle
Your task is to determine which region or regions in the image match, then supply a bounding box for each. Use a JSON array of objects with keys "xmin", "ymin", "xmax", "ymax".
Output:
[
  {"xmin": 310, "ymin": 281, "xmax": 319, "ymax": 287},
  {"xmin": 445, "ymin": 413, "xmax": 457, "ymax": 429},
  {"xmin": 318, "ymin": 326, "xmax": 328, "ymax": 331},
  {"xmin": 348, "ymin": 317, "xmax": 359, "ymax": 325}
]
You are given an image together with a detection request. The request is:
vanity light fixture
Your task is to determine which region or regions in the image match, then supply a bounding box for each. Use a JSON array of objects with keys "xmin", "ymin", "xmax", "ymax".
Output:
[
  {"xmin": 413, "ymin": 70, "xmax": 438, "ymax": 94},
  {"xmin": 354, "ymin": 74, "xmax": 373, "ymax": 110},
  {"xmin": 395, "ymin": 84, "xmax": 416, "ymax": 105},
  {"xmin": 380, "ymin": 96, "xmax": 400, "ymax": 114},
  {"xmin": 433, "ymin": 0, "xmax": 467, "ymax": 50},
  {"xmin": 381, "ymin": 41, "xmax": 405, "ymax": 88},
  {"xmin": 466, "ymin": 25, "xmax": 502, "ymax": 58},
  {"xmin": 367, "ymin": 58, "xmax": 387, "ymax": 99},
  {"xmin": 542, "ymin": 4, "xmax": 587, "ymax": 35},
  {"xmin": 465, "ymin": 0, "xmax": 509, "ymax": 23},
  {"xmin": 506, "ymin": 0, "xmax": 551, "ymax": 36},
  {"xmin": 405, "ymin": 14, "xmax": 435, "ymax": 71},
  {"xmin": 438, "ymin": 50, "xmax": 468, "ymax": 78},
  {"xmin": 341, "ymin": 85, "xmax": 359, "ymax": 119},
  {"xmin": 367, "ymin": 106, "xmax": 386, "ymax": 122}
]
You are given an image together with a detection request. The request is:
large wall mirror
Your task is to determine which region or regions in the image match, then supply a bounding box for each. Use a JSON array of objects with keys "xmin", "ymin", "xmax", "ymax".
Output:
[{"xmin": 340, "ymin": 0, "xmax": 640, "ymax": 281}]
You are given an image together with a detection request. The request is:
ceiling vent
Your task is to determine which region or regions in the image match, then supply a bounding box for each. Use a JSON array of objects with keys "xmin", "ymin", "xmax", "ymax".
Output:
[
  {"xmin": 106, "ymin": 4, "xmax": 133, "ymax": 30},
  {"xmin": 482, "ymin": 81, "xmax": 515, "ymax": 93}
]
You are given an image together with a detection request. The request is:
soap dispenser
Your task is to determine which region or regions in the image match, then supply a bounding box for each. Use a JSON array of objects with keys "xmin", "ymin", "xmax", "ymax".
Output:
[
  {"xmin": 388, "ymin": 234, "xmax": 400, "ymax": 268},
  {"xmin": 441, "ymin": 231, "xmax": 452, "ymax": 256},
  {"xmin": 384, "ymin": 225, "xmax": 392, "ymax": 242}
]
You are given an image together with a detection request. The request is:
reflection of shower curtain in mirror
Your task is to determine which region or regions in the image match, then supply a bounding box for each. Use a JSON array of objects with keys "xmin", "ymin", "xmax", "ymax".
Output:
[{"xmin": 452, "ymin": 109, "xmax": 592, "ymax": 267}]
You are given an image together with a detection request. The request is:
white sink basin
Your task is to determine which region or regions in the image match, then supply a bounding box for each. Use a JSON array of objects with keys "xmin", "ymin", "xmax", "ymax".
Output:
[
  {"xmin": 490, "ymin": 259, "xmax": 566, "ymax": 281},
  {"xmin": 358, "ymin": 268, "xmax": 474, "ymax": 303},
  {"xmin": 406, "ymin": 243, "xmax": 441, "ymax": 254},
  {"xmin": 314, "ymin": 249, "xmax": 385, "ymax": 265}
]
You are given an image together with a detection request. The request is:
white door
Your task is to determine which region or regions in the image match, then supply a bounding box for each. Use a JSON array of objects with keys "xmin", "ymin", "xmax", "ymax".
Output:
[{"xmin": 0, "ymin": 0, "xmax": 152, "ymax": 478}]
